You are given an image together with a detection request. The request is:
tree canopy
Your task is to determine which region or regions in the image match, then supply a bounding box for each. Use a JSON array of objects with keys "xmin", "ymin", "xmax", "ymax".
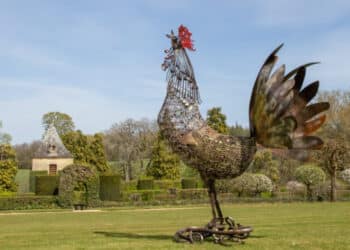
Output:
[
  {"xmin": 295, "ymin": 164, "xmax": 326, "ymax": 200},
  {"xmin": 206, "ymin": 107, "xmax": 229, "ymax": 134},
  {"xmin": 104, "ymin": 118, "xmax": 157, "ymax": 181},
  {"xmin": 61, "ymin": 131, "xmax": 109, "ymax": 173},
  {"xmin": 0, "ymin": 144, "xmax": 18, "ymax": 192},
  {"xmin": 146, "ymin": 134, "xmax": 181, "ymax": 180},
  {"xmin": 42, "ymin": 112, "xmax": 75, "ymax": 136},
  {"xmin": 0, "ymin": 121, "xmax": 12, "ymax": 144}
]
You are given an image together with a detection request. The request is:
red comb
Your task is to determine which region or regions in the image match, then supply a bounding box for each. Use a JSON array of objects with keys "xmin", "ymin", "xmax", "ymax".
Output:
[{"xmin": 178, "ymin": 25, "xmax": 195, "ymax": 51}]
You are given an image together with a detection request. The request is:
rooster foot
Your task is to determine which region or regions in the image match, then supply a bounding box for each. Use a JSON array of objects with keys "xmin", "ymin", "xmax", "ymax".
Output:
[{"xmin": 174, "ymin": 216, "xmax": 253, "ymax": 244}]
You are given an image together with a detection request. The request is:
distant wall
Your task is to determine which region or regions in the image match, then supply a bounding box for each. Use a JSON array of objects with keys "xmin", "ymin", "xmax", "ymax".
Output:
[{"xmin": 32, "ymin": 158, "xmax": 73, "ymax": 173}]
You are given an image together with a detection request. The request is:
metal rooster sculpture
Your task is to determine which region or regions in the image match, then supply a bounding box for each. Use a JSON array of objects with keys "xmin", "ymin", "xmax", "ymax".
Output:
[{"xmin": 158, "ymin": 25, "xmax": 329, "ymax": 244}]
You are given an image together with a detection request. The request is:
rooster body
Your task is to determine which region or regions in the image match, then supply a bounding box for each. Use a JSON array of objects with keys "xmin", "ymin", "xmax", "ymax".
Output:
[{"xmin": 158, "ymin": 26, "xmax": 329, "ymax": 243}]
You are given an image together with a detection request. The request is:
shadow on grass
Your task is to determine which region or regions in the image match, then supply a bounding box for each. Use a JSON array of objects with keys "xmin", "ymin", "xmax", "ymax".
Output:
[
  {"xmin": 94, "ymin": 231, "xmax": 172, "ymax": 241},
  {"xmin": 94, "ymin": 231, "xmax": 265, "ymax": 241}
]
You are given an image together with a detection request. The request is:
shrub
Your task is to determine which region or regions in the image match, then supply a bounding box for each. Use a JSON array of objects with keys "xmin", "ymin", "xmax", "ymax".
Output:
[
  {"xmin": 35, "ymin": 175, "xmax": 59, "ymax": 195},
  {"xmin": 216, "ymin": 179, "xmax": 235, "ymax": 193},
  {"xmin": 122, "ymin": 180, "xmax": 137, "ymax": 191},
  {"xmin": 99, "ymin": 174, "xmax": 122, "ymax": 201},
  {"xmin": 15, "ymin": 169, "xmax": 31, "ymax": 194},
  {"xmin": 252, "ymin": 174, "xmax": 273, "ymax": 196},
  {"xmin": 58, "ymin": 164, "xmax": 100, "ymax": 207},
  {"xmin": 232, "ymin": 173, "xmax": 256, "ymax": 197},
  {"xmin": 0, "ymin": 195, "xmax": 58, "ymax": 210},
  {"xmin": 181, "ymin": 178, "xmax": 198, "ymax": 189},
  {"xmin": 177, "ymin": 188, "xmax": 207, "ymax": 200},
  {"xmin": 340, "ymin": 169, "xmax": 350, "ymax": 184},
  {"xmin": 29, "ymin": 171, "xmax": 47, "ymax": 193},
  {"xmin": 154, "ymin": 179, "xmax": 181, "ymax": 190},
  {"xmin": 137, "ymin": 178, "xmax": 154, "ymax": 190},
  {"xmin": 295, "ymin": 164, "xmax": 326, "ymax": 201},
  {"xmin": 286, "ymin": 181, "xmax": 305, "ymax": 196}
]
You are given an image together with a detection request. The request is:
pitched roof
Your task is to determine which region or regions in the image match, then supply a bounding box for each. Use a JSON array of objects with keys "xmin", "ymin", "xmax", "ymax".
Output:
[{"xmin": 34, "ymin": 124, "xmax": 73, "ymax": 158}]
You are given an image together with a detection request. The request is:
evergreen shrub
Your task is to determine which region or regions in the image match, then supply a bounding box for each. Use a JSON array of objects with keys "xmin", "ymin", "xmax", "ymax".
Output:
[
  {"xmin": 99, "ymin": 174, "xmax": 122, "ymax": 201},
  {"xmin": 137, "ymin": 178, "xmax": 154, "ymax": 190},
  {"xmin": 35, "ymin": 175, "xmax": 59, "ymax": 195},
  {"xmin": 29, "ymin": 171, "xmax": 47, "ymax": 193},
  {"xmin": 181, "ymin": 178, "xmax": 198, "ymax": 189}
]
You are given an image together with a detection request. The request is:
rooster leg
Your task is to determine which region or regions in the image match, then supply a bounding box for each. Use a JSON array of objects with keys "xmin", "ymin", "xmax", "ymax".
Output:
[
  {"xmin": 207, "ymin": 179, "xmax": 217, "ymax": 219},
  {"xmin": 207, "ymin": 179, "xmax": 223, "ymax": 220}
]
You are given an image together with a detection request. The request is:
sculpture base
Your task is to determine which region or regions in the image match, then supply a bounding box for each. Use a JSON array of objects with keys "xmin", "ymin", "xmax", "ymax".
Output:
[{"xmin": 174, "ymin": 217, "xmax": 252, "ymax": 245}]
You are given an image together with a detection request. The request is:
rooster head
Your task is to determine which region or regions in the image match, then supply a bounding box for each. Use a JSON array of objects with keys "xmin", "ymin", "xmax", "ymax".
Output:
[{"xmin": 166, "ymin": 25, "xmax": 195, "ymax": 51}]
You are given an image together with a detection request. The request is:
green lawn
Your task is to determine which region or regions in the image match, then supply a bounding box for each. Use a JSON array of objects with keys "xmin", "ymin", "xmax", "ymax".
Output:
[{"xmin": 0, "ymin": 202, "xmax": 349, "ymax": 250}]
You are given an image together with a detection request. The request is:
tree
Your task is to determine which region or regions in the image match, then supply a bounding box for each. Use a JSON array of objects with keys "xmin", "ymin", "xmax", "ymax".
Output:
[
  {"xmin": 146, "ymin": 134, "xmax": 181, "ymax": 180},
  {"xmin": 0, "ymin": 144, "xmax": 18, "ymax": 192},
  {"xmin": 206, "ymin": 107, "xmax": 229, "ymax": 134},
  {"xmin": 317, "ymin": 90, "xmax": 350, "ymax": 143},
  {"xmin": 14, "ymin": 141, "xmax": 41, "ymax": 169},
  {"xmin": 104, "ymin": 118, "xmax": 158, "ymax": 181},
  {"xmin": 61, "ymin": 130, "xmax": 109, "ymax": 173},
  {"xmin": 314, "ymin": 139, "xmax": 349, "ymax": 201},
  {"xmin": 0, "ymin": 121, "xmax": 12, "ymax": 144},
  {"xmin": 42, "ymin": 112, "xmax": 75, "ymax": 136},
  {"xmin": 249, "ymin": 150, "xmax": 280, "ymax": 185},
  {"xmin": 229, "ymin": 123, "xmax": 249, "ymax": 136},
  {"xmin": 295, "ymin": 164, "xmax": 326, "ymax": 201}
]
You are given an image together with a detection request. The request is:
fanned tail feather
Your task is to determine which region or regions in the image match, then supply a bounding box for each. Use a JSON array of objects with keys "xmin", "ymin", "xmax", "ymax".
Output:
[{"xmin": 249, "ymin": 44, "xmax": 329, "ymax": 151}]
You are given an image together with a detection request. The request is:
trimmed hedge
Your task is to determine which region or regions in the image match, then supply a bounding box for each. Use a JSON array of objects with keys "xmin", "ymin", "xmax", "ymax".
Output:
[
  {"xmin": 15, "ymin": 169, "xmax": 31, "ymax": 194},
  {"xmin": 122, "ymin": 180, "xmax": 137, "ymax": 191},
  {"xmin": 29, "ymin": 171, "xmax": 48, "ymax": 193},
  {"xmin": 0, "ymin": 195, "xmax": 58, "ymax": 210},
  {"xmin": 58, "ymin": 164, "xmax": 100, "ymax": 208},
  {"xmin": 177, "ymin": 188, "xmax": 207, "ymax": 199},
  {"xmin": 137, "ymin": 178, "xmax": 154, "ymax": 190},
  {"xmin": 181, "ymin": 178, "xmax": 198, "ymax": 189},
  {"xmin": 35, "ymin": 175, "xmax": 59, "ymax": 195},
  {"xmin": 99, "ymin": 174, "xmax": 122, "ymax": 201},
  {"xmin": 154, "ymin": 180, "xmax": 181, "ymax": 190}
]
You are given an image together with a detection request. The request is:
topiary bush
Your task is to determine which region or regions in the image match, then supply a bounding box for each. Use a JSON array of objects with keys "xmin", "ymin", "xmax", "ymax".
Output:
[
  {"xmin": 181, "ymin": 178, "xmax": 198, "ymax": 189},
  {"xmin": 295, "ymin": 164, "xmax": 326, "ymax": 201},
  {"xmin": 35, "ymin": 175, "xmax": 59, "ymax": 195},
  {"xmin": 137, "ymin": 178, "xmax": 154, "ymax": 190},
  {"xmin": 340, "ymin": 169, "xmax": 350, "ymax": 185},
  {"xmin": 15, "ymin": 169, "xmax": 31, "ymax": 194},
  {"xmin": 177, "ymin": 188, "xmax": 207, "ymax": 200},
  {"xmin": 154, "ymin": 179, "xmax": 181, "ymax": 190},
  {"xmin": 58, "ymin": 164, "xmax": 100, "ymax": 207},
  {"xmin": 286, "ymin": 181, "xmax": 305, "ymax": 197},
  {"xmin": 251, "ymin": 174, "xmax": 273, "ymax": 196},
  {"xmin": 99, "ymin": 174, "xmax": 122, "ymax": 201},
  {"xmin": 29, "ymin": 171, "xmax": 47, "ymax": 193},
  {"xmin": 122, "ymin": 180, "xmax": 137, "ymax": 191},
  {"xmin": 0, "ymin": 195, "xmax": 58, "ymax": 210},
  {"xmin": 232, "ymin": 173, "xmax": 256, "ymax": 197}
]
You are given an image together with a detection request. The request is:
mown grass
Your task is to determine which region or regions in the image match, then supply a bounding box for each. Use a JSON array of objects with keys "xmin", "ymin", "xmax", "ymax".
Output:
[{"xmin": 0, "ymin": 202, "xmax": 349, "ymax": 250}]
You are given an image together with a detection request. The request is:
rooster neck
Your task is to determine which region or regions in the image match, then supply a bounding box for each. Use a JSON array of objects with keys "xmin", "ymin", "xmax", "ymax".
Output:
[{"xmin": 158, "ymin": 88, "xmax": 205, "ymax": 134}]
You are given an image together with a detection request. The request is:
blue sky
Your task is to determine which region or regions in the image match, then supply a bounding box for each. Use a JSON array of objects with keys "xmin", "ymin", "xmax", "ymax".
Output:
[{"xmin": 1, "ymin": 0, "xmax": 350, "ymax": 144}]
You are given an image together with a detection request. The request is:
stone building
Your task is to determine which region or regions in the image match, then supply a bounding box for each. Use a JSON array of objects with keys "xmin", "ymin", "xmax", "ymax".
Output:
[{"xmin": 32, "ymin": 124, "xmax": 73, "ymax": 175}]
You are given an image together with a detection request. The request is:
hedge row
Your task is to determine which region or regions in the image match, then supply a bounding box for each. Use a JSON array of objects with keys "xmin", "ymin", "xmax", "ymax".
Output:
[
  {"xmin": 123, "ymin": 188, "xmax": 208, "ymax": 202},
  {"xmin": 29, "ymin": 171, "xmax": 48, "ymax": 193},
  {"xmin": 0, "ymin": 195, "xmax": 58, "ymax": 210},
  {"xmin": 99, "ymin": 175, "xmax": 122, "ymax": 201},
  {"xmin": 35, "ymin": 176, "xmax": 59, "ymax": 195}
]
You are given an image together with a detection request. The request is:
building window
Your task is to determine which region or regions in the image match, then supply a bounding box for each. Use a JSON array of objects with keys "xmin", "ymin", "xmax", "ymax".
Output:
[{"xmin": 49, "ymin": 164, "xmax": 57, "ymax": 175}]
